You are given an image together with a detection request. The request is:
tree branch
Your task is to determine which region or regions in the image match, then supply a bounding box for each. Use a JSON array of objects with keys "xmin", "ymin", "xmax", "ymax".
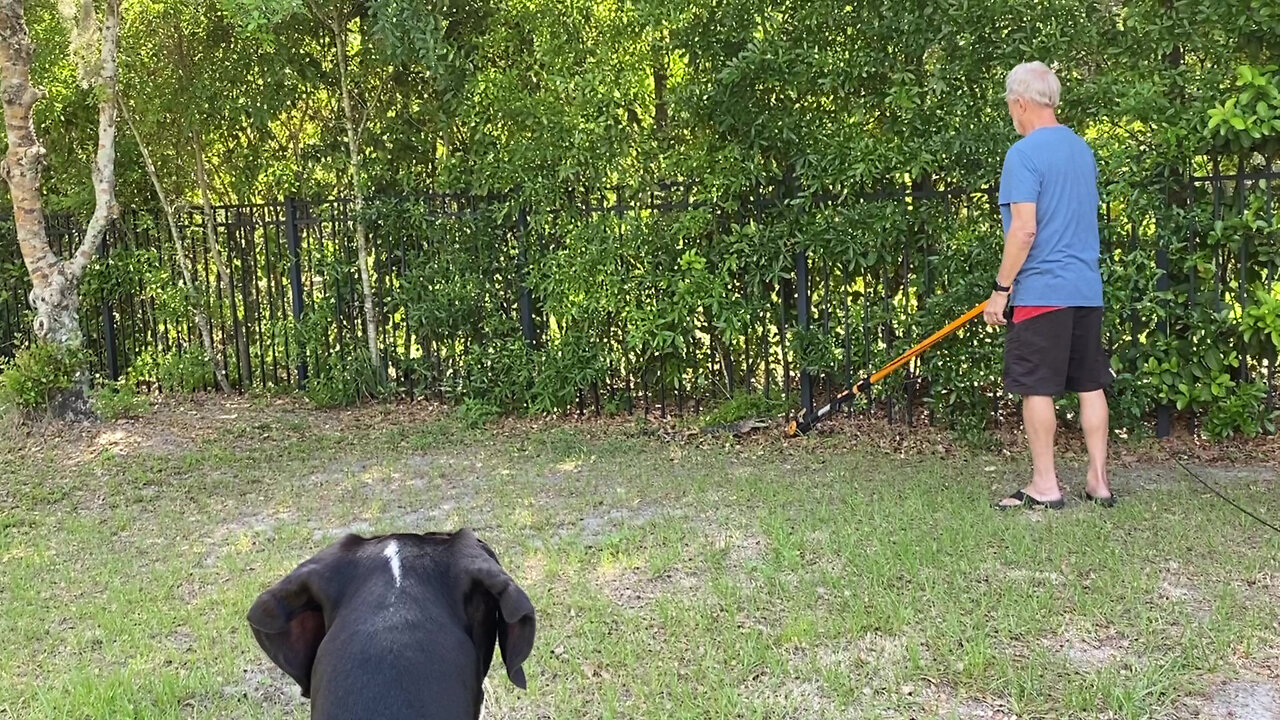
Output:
[
  {"xmin": 356, "ymin": 73, "xmax": 386, "ymax": 143},
  {"xmin": 66, "ymin": 0, "xmax": 120, "ymax": 282},
  {"xmin": 120, "ymin": 90, "xmax": 232, "ymax": 392}
]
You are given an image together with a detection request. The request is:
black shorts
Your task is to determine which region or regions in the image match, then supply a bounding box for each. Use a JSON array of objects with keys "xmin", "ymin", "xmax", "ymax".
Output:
[{"xmin": 1002, "ymin": 306, "xmax": 1114, "ymax": 397}]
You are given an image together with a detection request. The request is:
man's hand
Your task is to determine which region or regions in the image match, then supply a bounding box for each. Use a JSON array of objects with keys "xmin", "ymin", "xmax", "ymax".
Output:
[{"xmin": 984, "ymin": 291, "xmax": 1009, "ymax": 325}]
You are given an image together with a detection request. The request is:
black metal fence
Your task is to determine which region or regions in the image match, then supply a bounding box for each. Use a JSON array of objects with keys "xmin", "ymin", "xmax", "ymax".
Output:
[{"xmin": 0, "ymin": 156, "xmax": 1276, "ymax": 435}]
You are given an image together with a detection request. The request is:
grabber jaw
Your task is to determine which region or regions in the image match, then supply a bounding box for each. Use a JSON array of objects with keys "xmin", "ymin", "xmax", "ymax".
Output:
[
  {"xmin": 783, "ymin": 382, "xmax": 866, "ymax": 438},
  {"xmin": 784, "ymin": 418, "xmax": 805, "ymax": 438},
  {"xmin": 785, "ymin": 410, "xmax": 818, "ymax": 438}
]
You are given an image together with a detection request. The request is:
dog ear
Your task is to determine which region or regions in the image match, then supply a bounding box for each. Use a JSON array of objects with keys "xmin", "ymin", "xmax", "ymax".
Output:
[
  {"xmin": 246, "ymin": 538, "xmax": 357, "ymax": 698},
  {"xmin": 456, "ymin": 529, "xmax": 537, "ymax": 689}
]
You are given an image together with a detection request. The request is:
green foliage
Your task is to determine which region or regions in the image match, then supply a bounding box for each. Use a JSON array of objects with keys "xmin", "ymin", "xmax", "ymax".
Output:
[
  {"xmin": 6, "ymin": 0, "xmax": 1278, "ymax": 442},
  {"xmin": 217, "ymin": 0, "xmax": 305, "ymax": 34},
  {"xmin": 91, "ymin": 380, "xmax": 151, "ymax": 421},
  {"xmin": 452, "ymin": 398, "xmax": 503, "ymax": 429},
  {"xmin": 1206, "ymin": 65, "xmax": 1280, "ymax": 153},
  {"xmin": 1204, "ymin": 381, "xmax": 1277, "ymax": 440},
  {"xmin": 529, "ymin": 334, "xmax": 605, "ymax": 415},
  {"xmin": 0, "ymin": 343, "xmax": 90, "ymax": 411},
  {"xmin": 701, "ymin": 390, "xmax": 786, "ymax": 426},
  {"xmin": 127, "ymin": 348, "xmax": 216, "ymax": 393},
  {"xmin": 1241, "ymin": 281, "xmax": 1280, "ymax": 353},
  {"xmin": 462, "ymin": 332, "xmax": 534, "ymax": 412},
  {"xmin": 304, "ymin": 347, "xmax": 390, "ymax": 408}
]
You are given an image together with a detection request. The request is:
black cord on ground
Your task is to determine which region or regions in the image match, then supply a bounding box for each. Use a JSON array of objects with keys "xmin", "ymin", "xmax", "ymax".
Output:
[{"xmin": 1173, "ymin": 456, "xmax": 1280, "ymax": 535}]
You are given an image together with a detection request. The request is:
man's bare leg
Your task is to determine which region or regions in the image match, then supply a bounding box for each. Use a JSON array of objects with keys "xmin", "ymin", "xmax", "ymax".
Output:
[
  {"xmin": 999, "ymin": 395, "xmax": 1062, "ymax": 505},
  {"xmin": 1079, "ymin": 389, "xmax": 1111, "ymax": 498}
]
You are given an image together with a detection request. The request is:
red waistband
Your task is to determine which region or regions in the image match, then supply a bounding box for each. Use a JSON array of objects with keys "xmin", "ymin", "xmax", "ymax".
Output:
[{"xmin": 1012, "ymin": 305, "xmax": 1066, "ymax": 323}]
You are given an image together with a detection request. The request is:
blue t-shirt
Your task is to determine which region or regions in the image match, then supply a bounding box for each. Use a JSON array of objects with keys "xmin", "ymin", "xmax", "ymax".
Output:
[{"xmin": 998, "ymin": 125, "xmax": 1104, "ymax": 307}]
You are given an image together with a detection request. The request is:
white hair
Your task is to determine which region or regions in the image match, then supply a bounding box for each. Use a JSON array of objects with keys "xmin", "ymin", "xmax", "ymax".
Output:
[{"xmin": 1005, "ymin": 61, "xmax": 1061, "ymax": 108}]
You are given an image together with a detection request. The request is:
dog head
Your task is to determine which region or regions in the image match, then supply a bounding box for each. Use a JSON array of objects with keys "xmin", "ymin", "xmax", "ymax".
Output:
[{"xmin": 245, "ymin": 528, "xmax": 536, "ymax": 699}]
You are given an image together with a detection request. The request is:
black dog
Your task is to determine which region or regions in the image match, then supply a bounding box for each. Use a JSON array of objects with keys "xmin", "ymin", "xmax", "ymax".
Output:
[{"xmin": 247, "ymin": 528, "xmax": 536, "ymax": 719}]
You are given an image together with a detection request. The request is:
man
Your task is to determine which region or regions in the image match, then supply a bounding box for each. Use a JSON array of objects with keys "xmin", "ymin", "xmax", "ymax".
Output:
[{"xmin": 984, "ymin": 61, "xmax": 1115, "ymax": 510}]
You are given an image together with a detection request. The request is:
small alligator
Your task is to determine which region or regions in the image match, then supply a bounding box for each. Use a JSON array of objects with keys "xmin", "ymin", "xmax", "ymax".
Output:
[
  {"xmin": 657, "ymin": 418, "xmax": 773, "ymax": 442},
  {"xmin": 700, "ymin": 418, "xmax": 772, "ymax": 436}
]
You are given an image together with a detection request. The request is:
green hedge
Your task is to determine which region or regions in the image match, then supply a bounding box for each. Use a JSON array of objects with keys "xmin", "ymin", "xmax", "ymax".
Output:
[{"xmin": 4, "ymin": 0, "xmax": 1278, "ymax": 440}]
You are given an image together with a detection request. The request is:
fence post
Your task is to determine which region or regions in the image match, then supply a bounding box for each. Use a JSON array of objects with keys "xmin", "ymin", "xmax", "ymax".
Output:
[
  {"xmin": 516, "ymin": 203, "xmax": 538, "ymax": 349},
  {"xmin": 100, "ymin": 228, "xmax": 119, "ymax": 382},
  {"xmin": 1156, "ymin": 245, "xmax": 1171, "ymax": 438},
  {"xmin": 285, "ymin": 197, "xmax": 308, "ymax": 390},
  {"xmin": 1236, "ymin": 163, "xmax": 1251, "ymax": 385},
  {"xmin": 795, "ymin": 247, "xmax": 814, "ymax": 424}
]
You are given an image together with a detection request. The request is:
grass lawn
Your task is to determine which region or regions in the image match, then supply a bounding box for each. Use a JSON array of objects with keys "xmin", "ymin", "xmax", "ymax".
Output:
[{"xmin": 1, "ymin": 396, "xmax": 1278, "ymax": 719}]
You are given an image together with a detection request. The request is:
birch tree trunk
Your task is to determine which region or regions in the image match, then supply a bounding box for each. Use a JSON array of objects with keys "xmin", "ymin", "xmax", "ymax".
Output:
[
  {"xmin": 120, "ymin": 95, "xmax": 232, "ymax": 393},
  {"xmin": 191, "ymin": 127, "xmax": 251, "ymax": 389},
  {"xmin": 0, "ymin": 0, "xmax": 120, "ymax": 419},
  {"xmin": 329, "ymin": 11, "xmax": 383, "ymax": 380}
]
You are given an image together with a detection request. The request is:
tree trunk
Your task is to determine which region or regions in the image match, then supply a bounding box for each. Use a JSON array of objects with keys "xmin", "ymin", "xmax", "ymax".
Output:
[
  {"xmin": 1, "ymin": 0, "xmax": 60, "ymax": 342},
  {"xmin": 331, "ymin": 14, "xmax": 384, "ymax": 380},
  {"xmin": 0, "ymin": 0, "xmax": 119, "ymax": 420},
  {"xmin": 121, "ymin": 95, "xmax": 231, "ymax": 393},
  {"xmin": 191, "ymin": 127, "xmax": 251, "ymax": 389}
]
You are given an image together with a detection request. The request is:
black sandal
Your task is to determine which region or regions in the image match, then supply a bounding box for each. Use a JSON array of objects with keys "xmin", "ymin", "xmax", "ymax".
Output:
[
  {"xmin": 995, "ymin": 489, "xmax": 1065, "ymax": 511},
  {"xmin": 1084, "ymin": 490, "xmax": 1117, "ymax": 508}
]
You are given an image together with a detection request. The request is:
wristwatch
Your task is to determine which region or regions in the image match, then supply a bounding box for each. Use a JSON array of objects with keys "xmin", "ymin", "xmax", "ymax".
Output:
[{"xmin": 993, "ymin": 280, "xmax": 1011, "ymax": 294}]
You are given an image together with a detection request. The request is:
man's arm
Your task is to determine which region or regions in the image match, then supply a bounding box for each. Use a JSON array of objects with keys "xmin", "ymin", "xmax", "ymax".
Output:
[
  {"xmin": 997, "ymin": 202, "xmax": 1037, "ymax": 288},
  {"xmin": 984, "ymin": 201, "xmax": 1036, "ymax": 325}
]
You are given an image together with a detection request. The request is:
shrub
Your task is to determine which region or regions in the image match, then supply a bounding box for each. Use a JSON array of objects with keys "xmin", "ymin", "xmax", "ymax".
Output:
[
  {"xmin": 304, "ymin": 348, "xmax": 390, "ymax": 408},
  {"xmin": 127, "ymin": 348, "xmax": 216, "ymax": 393},
  {"xmin": 701, "ymin": 390, "xmax": 787, "ymax": 426},
  {"xmin": 0, "ymin": 342, "xmax": 90, "ymax": 412},
  {"xmin": 92, "ymin": 380, "xmax": 151, "ymax": 420},
  {"xmin": 1203, "ymin": 381, "xmax": 1277, "ymax": 440}
]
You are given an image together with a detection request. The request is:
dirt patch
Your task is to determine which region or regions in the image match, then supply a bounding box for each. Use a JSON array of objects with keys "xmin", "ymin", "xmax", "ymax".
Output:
[
  {"xmin": 1241, "ymin": 572, "xmax": 1280, "ymax": 604},
  {"xmin": 560, "ymin": 505, "xmax": 669, "ymax": 547},
  {"xmin": 542, "ymin": 458, "xmax": 588, "ymax": 485},
  {"xmin": 395, "ymin": 505, "xmax": 461, "ymax": 529},
  {"xmin": 704, "ymin": 526, "xmax": 770, "ymax": 592},
  {"xmin": 921, "ymin": 683, "xmax": 1017, "ymax": 719},
  {"xmin": 1204, "ymin": 677, "xmax": 1280, "ymax": 720},
  {"xmin": 740, "ymin": 673, "xmax": 841, "ymax": 720},
  {"xmin": 595, "ymin": 565, "xmax": 701, "ymax": 610},
  {"xmin": 306, "ymin": 458, "xmax": 392, "ymax": 487},
  {"xmin": 844, "ymin": 632, "xmax": 909, "ymax": 671},
  {"xmin": 177, "ymin": 577, "xmax": 206, "ymax": 604},
  {"xmin": 4, "ymin": 395, "xmax": 450, "ymax": 467},
  {"xmin": 313, "ymin": 521, "xmax": 374, "ymax": 541},
  {"xmin": 203, "ymin": 512, "xmax": 290, "ymax": 566},
  {"xmin": 84, "ymin": 428, "xmax": 196, "ymax": 459},
  {"xmin": 386, "ymin": 493, "xmax": 488, "ymax": 536},
  {"xmin": 982, "ymin": 565, "xmax": 1065, "ymax": 587},
  {"xmin": 791, "ymin": 632, "xmax": 909, "ymax": 688},
  {"xmin": 303, "ymin": 452, "xmax": 488, "ymax": 536},
  {"xmin": 400, "ymin": 453, "xmax": 489, "ymax": 487},
  {"xmin": 217, "ymin": 513, "xmax": 284, "ymax": 538},
  {"xmin": 727, "ymin": 530, "xmax": 762, "ymax": 568},
  {"xmin": 168, "ymin": 628, "xmax": 197, "ymax": 653},
  {"xmin": 669, "ymin": 405, "xmax": 1280, "ymax": 471},
  {"xmin": 1159, "ymin": 564, "xmax": 1214, "ymax": 622},
  {"xmin": 515, "ymin": 552, "xmax": 548, "ymax": 585},
  {"xmin": 1119, "ymin": 464, "xmax": 1280, "ymax": 493},
  {"xmin": 1042, "ymin": 632, "xmax": 1131, "ymax": 671},
  {"xmin": 222, "ymin": 662, "xmax": 305, "ymax": 710}
]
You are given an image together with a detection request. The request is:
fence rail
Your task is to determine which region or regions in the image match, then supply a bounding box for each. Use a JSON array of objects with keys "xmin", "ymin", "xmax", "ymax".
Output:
[{"xmin": 1, "ymin": 157, "xmax": 1276, "ymax": 436}]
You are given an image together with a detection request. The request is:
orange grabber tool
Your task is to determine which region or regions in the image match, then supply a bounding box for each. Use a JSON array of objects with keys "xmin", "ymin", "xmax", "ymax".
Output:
[{"xmin": 785, "ymin": 300, "xmax": 989, "ymax": 437}]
